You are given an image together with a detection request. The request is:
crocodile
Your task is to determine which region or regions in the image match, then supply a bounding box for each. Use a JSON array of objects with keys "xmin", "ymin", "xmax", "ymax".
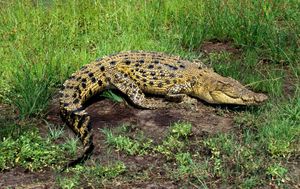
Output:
[{"xmin": 59, "ymin": 51, "xmax": 268, "ymax": 167}]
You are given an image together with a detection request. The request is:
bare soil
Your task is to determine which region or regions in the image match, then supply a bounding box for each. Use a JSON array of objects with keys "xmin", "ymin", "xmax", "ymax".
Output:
[{"xmin": 200, "ymin": 39, "xmax": 241, "ymax": 55}]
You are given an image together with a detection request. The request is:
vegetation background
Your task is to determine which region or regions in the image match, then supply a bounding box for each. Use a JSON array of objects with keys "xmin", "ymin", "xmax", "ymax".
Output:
[{"xmin": 0, "ymin": 0, "xmax": 299, "ymax": 188}]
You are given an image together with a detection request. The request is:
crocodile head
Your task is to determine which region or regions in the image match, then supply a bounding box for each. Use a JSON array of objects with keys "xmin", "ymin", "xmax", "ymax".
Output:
[{"xmin": 191, "ymin": 70, "xmax": 268, "ymax": 105}]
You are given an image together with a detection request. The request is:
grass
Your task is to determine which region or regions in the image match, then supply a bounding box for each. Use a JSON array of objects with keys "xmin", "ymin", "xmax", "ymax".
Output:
[
  {"xmin": 57, "ymin": 162, "xmax": 126, "ymax": 188},
  {"xmin": 0, "ymin": 128, "xmax": 67, "ymax": 171},
  {"xmin": 0, "ymin": 0, "xmax": 299, "ymax": 188},
  {"xmin": 102, "ymin": 126, "xmax": 153, "ymax": 156}
]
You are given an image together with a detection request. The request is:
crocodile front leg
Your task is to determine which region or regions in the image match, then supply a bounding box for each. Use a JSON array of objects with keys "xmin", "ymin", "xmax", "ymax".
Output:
[
  {"xmin": 111, "ymin": 73, "xmax": 168, "ymax": 109},
  {"xmin": 165, "ymin": 85, "xmax": 198, "ymax": 109}
]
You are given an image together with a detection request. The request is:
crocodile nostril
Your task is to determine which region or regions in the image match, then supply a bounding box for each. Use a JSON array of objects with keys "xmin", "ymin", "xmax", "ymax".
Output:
[{"xmin": 255, "ymin": 93, "xmax": 268, "ymax": 102}]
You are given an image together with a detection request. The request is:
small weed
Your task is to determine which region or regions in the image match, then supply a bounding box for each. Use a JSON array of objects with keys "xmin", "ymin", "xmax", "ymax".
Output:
[
  {"xmin": 266, "ymin": 163, "xmax": 288, "ymax": 186},
  {"xmin": 155, "ymin": 122, "xmax": 192, "ymax": 158},
  {"xmin": 102, "ymin": 128, "xmax": 152, "ymax": 156},
  {"xmin": 57, "ymin": 175, "xmax": 79, "ymax": 189},
  {"xmin": 169, "ymin": 152, "xmax": 209, "ymax": 188},
  {"xmin": 170, "ymin": 122, "xmax": 192, "ymax": 139},
  {"xmin": 46, "ymin": 121, "xmax": 65, "ymax": 140},
  {"xmin": 204, "ymin": 134, "xmax": 236, "ymax": 156},
  {"xmin": 58, "ymin": 162, "xmax": 126, "ymax": 188},
  {"xmin": 101, "ymin": 90, "xmax": 123, "ymax": 103},
  {"xmin": 155, "ymin": 135, "xmax": 185, "ymax": 158},
  {"xmin": 175, "ymin": 152, "xmax": 196, "ymax": 176},
  {"xmin": 240, "ymin": 176, "xmax": 261, "ymax": 189},
  {"xmin": 62, "ymin": 137, "xmax": 79, "ymax": 156}
]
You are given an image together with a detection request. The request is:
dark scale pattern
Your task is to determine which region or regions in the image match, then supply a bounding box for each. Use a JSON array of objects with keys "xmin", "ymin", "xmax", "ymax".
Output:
[
  {"xmin": 148, "ymin": 64, "xmax": 154, "ymax": 69},
  {"xmin": 110, "ymin": 61, "xmax": 116, "ymax": 65},
  {"xmin": 152, "ymin": 60, "xmax": 160, "ymax": 64},
  {"xmin": 73, "ymin": 99, "xmax": 80, "ymax": 104},
  {"xmin": 100, "ymin": 66, "xmax": 105, "ymax": 71},
  {"xmin": 88, "ymin": 72, "xmax": 94, "ymax": 77},
  {"xmin": 124, "ymin": 60, "xmax": 131, "ymax": 65},
  {"xmin": 170, "ymin": 73, "xmax": 176, "ymax": 78},
  {"xmin": 98, "ymin": 80, "xmax": 103, "ymax": 86}
]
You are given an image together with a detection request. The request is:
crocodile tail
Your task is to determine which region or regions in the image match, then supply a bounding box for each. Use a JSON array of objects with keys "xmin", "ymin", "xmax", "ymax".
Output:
[
  {"xmin": 59, "ymin": 85, "xmax": 95, "ymax": 169},
  {"xmin": 59, "ymin": 62, "xmax": 107, "ymax": 169},
  {"xmin": 60, "ymin": 103, "xmax": 95, "ymax": 169}
]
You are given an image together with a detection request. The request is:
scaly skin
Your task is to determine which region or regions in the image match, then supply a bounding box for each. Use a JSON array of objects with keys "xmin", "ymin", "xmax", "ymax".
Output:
[{"xmin": 59, "ymin": 51, "xmax": 268, "ymax": 167}]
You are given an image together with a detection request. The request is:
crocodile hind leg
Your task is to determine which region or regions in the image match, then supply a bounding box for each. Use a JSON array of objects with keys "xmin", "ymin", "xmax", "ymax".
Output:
[{"xmin": 111, "ymin": 74, "xmax": 168, "ymax": 109}]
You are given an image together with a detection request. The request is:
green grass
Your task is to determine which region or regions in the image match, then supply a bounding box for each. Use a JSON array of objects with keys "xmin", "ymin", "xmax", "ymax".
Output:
[
  {"xmin": 0, "ymin": 128, "xmax": 67, "ymax": 171},
  {"xmin": 0, "ymin": 0, "xmax": 299, "ymax": 188},
  {"xmin": 258, "ymin": 94, "xmax": 300, "ymax": 157},
  {"xmin": 102, "ymin": 127, "xmax": 153, "ymax": 156},
  {"xmin": 57, "ymin": 162, "xmax": 126, "ymax": 188}
]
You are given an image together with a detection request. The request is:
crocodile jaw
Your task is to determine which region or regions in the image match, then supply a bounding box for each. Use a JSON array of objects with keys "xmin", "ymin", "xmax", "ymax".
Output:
[
  {"xmin": 209, "ymin": 90, "xmax": 268, "ymax": 105},
  {"xmin": 192, "ymin": 72, "xmax": 268, "ymax": 105}
]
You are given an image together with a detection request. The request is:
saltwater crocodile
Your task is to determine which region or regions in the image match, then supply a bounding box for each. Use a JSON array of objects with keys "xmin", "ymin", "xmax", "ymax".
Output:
[{"xmin": 59, "ymin": 51, "xmax": 268, "ymax": 167}]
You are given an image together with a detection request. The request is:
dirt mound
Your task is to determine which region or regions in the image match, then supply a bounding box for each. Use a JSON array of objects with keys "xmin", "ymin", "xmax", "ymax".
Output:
[
  {"xmin": 0, "ymin": 97, "xmax": 237, "ymax": 188},
  {"xmin": 86, "ymin": 99, "xmax": 234, "ymax": 137}
]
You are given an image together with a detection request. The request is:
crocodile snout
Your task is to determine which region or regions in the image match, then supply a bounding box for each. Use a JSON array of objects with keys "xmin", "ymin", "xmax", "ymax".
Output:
[
  {"xmin": 240, "ymin": 91, "xmax": 268, "ymax": 104},
  {"xmin": 255, "ymin": 93, "xmax": 268, "ymax": 103}
]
